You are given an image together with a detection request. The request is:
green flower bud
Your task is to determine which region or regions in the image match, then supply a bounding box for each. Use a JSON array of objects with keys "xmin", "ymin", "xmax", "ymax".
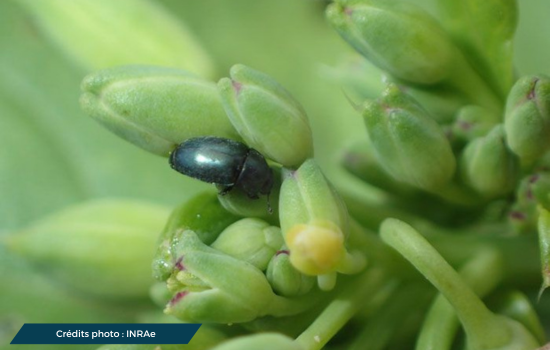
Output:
[
  {"xmin": 279, "ymin": 159, "xmax": 365, "ymax": 276},
  {"xmin": 152, "ymin": 192, "xmax": 241, "ymax": 281},
  {"xmin": 266, "ymin": 249, "xmax": 315, "ymax": 297},
  {"xmin": 209, "ymin": 333, "xmax": 303, "ymax": 350},
  {"xmin": 507, "ymin": 174, "xmax": 540, "ymax": 234},
  {"xmin": 211, "ymin": 218, "xmax": 284, "ymax": 271},
  {"xmin": 164, "ymin": 230, "xmax": 276, "ymax": 323},
  {"xmin": 326, "ymin": 0, "xmax": 455, "ymax": 85},
  {"xmin": 362, "ymin": 85, "xmax": 456, "ymax": 192},
  {"xmin": 504, "ymin": 75, "xmax": 550, "ymax": 165},
  {"xmin": 459, "ymin": 125, "xmax": 519, "ymax": 198},
  {"xmin": 341, "ymin": 140, "xmax": 417, "ymax": 197},
  {"xmin": 507, "ymin": 202, "xmax": 536, "ymax": 235},
  {"xmin": 165, "ymin": 230, "xmax": 316, "ymax": 323},
  {"xmin": 81, "ymin": 65, "xmax": 240, "ymax": 156},
  {"xmin": 17, "ymin": 0, "xmax": 214, "ymax": 77},
  {"xmin": 451, "ymin": 105, "xmax": 500, "ymax": 143},
  {"xmin": 515, "ymin": 174, "xmax": 541, "ymax": 207},
  {"xmin": 5, "ymin": 199, "xmax": 169, "ymax": 299},
  {"xmin": 218, "ymin": 64, "xmax": 313, "ymax": 168}
]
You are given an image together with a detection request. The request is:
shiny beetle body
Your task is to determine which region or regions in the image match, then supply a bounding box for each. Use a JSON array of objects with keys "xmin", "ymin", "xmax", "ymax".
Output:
[{"xmin": 170, "ymin": 137, "xmax": 273, "ymax": 199}]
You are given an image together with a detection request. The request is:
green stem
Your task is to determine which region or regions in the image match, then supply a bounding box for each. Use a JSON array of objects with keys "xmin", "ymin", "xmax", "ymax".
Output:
[
  {"xmin": 342, "ymin": 187, "xmax": 428, "ymax": 231},
  {"xmin": 268, "ymin": 290, "xmax": 326, "ymax": 318},
  {"xmin": 380, "ymin": 218, "xmax": 511, "ymax": 349},
  {"xmin": 294, "ymin": 267, "xmax": 388, "ymax": 350},
  {"xmin": 435, "ymin": 180, "xmax": 485, "ymax": 207},
  {"xmin": 416, "ymin": 249, "xmax": 503, "ymax": 350},
  {"xmin": 349, "ymin": 284, "xmax": 434, "ymax": 350},
  {"xmin": 345, "ymin": 187, "xmax": 539, "ymax": 287}
]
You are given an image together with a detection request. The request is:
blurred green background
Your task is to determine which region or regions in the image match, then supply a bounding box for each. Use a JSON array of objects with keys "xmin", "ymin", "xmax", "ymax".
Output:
[{"xmin": 1, "ymin": 0, "xmax": 549, "ymax": 349}]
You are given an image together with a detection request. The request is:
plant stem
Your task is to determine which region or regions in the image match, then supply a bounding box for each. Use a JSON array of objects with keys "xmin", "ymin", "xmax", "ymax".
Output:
[
  {"xmin": 416, "ymin": 248, "xmax": 503, "ymax": 350},
  {"xmin": 380, "ymin": 219, "xmax": 512, "ymax": 349},
  {"xmin": 294, "ymin": 266, "xmax": 388, "ymax": 350},
  {"xmin": 349, "ymin": 283, "xmax": 434, "ymax": 350}
]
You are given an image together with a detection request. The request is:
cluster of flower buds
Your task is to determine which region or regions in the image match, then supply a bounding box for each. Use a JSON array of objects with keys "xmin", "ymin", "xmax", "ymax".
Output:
[
  {"xmin": 326, "ymin": 0, "xmax": 549, "ymax": 348},
  {"xmin": 78, "ymin": 62, "xmax": 366, "ymax": 326},
  {"xmin": 10, "ymin": 0, "xmax": 550, "ymax": 349}
]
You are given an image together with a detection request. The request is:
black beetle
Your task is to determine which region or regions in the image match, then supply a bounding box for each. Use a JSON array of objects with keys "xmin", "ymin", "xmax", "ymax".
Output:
[{"xmin": 169, "ymin": 137, "xmax": 274, "ymax": 200}]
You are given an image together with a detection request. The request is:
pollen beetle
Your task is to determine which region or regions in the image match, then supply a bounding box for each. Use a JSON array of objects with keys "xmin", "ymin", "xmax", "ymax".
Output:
[{"xmin": 169, "ymin": 137, "xmax": 274, "ymax": 199}]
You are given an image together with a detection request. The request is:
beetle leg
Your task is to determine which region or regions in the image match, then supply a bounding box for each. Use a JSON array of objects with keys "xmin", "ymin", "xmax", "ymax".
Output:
[{"xmin": 218, "ymin": 184, "xmax": 234, "ymax": 196}]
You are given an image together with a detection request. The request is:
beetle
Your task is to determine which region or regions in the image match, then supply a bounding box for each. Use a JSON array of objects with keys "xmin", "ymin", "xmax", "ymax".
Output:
[{"xmin": 169, "ymin": 137, "xmax": 274, "ymax": 200}]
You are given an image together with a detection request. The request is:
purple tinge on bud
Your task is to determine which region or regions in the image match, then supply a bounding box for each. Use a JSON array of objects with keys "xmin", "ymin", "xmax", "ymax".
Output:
[
  {"xmin": 276, "ymin": 250, "xmax": 290, "ymax": 256},
  {"xmin": 170, "ymin": 291, "xmax": 189, "ymax": 306},
  {"xmin": 504, "ymin": 75, "xmax": 550, "ymax": 165},
  {"xmin": 174, "ymin": 257, "xmax": 185, "ymax": 271}
]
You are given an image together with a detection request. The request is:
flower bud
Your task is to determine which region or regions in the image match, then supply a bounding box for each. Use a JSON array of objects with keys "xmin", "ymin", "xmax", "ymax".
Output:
[
  {"xmin": 515, "ymin": 174, "xmax": 541, "ymax": 207},
  {"xmin": 505, "ymin": 75, "xmax": 550, "ymax": 165},
  {"xmin": 266, "ymin": 249, "xmax": 315, "ymax": 297},
  {"xmin": 218, "ymin": 64, "xmax": 313, "ymax": 168},
  {"xmin": 164, "ymin": 230, "xmax": 276, "ymax": 323},
  {"xmin": 507, "ymin": 174, "xmax": 540, "ymax": 234},
  {"xmin": 81, "ymin": 65, "xmax": 240, "ymax": 156},
  {"xmin": 326, "ymin": 0, "xmax": 455, "ymax": 85},
  {"xmin": 5, "ymin": 199, "xmax": 169, "ymax": 299},
  {"xmin": 209, "ymin": 333, "xmax": 303, "ymax": 350},
  {"xmin": 362, "ymin": 85, "xmax": 456, "ymax": 192},
  {"xmin": 18, "ymin": 0, "xmax": 214, "ymax": 77},
  {"xmin": 211, "ymin": 218, "xmax": 284, "ymax": 271},
  {"xmin": 279, "ymin": 159, "xmax": 365, "ymax": 276},
  {"xmin": 507, "ymin": 202, "xmax": 536, "ymax": 235},
  {"xmin": 152, "ymin": 192, "xmax": 241, "ymax": 281},
  {"xmin": 459, "ymin": 125, "xmax": 519, "ymax": 198},
  {"xmin": 451, "ymin": 105, "xmax": 500, "ymax": 143}
]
